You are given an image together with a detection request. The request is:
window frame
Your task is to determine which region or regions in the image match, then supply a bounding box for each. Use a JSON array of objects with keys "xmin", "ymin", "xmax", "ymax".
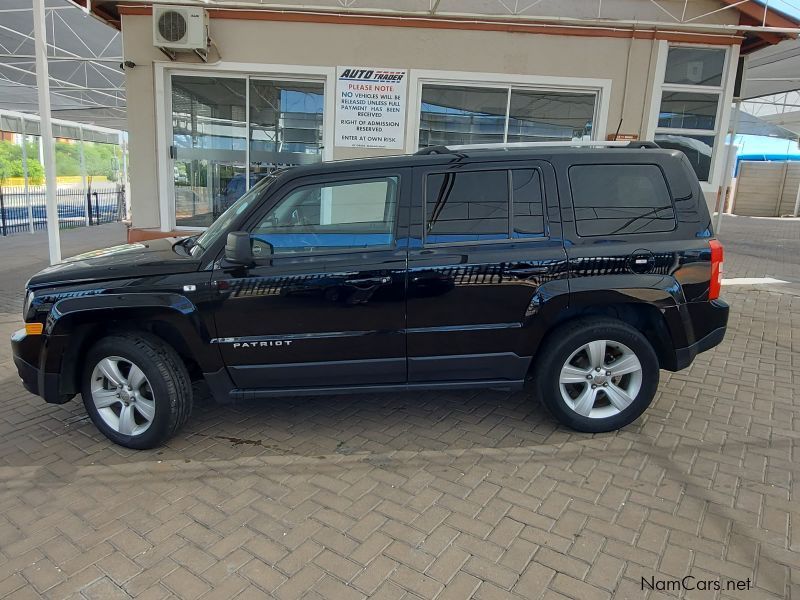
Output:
[
  {"xmin": 648, "ymin": 43, "xmax": 735, "ymax": 187},
  {"xmin": 416, "ymin": 84, "xmax": 601, "ymax": 149},
  {"xmin": 567, "ymin": 162, "xmax": 678, "ymax": 238},
  {"xmin": 245, "ymin": 171, "xmax": 404, "ymax": 259},
  {"xmin": 422, "ymin": 166, "xmax": 549, "ymax": 248},
  {"xmin": 405, "ymin": 70, "xmax": 612, "ymax": 154}
]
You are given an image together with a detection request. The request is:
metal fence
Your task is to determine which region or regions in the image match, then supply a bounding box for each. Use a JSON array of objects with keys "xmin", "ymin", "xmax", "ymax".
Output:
[{"xmin": 0, "ymin": 183, "xmax": 126, "ymax": 236}]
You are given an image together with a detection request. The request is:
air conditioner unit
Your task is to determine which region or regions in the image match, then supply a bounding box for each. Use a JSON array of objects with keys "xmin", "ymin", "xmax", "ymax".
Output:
[{"xmin": 153, "ymin": 5, "xmax": 208, "ymax": 59}]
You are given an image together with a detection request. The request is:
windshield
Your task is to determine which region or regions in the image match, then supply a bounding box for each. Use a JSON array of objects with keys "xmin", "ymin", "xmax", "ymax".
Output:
[{"xmin": 190, "ymin": 176, "xmax": 277, "ymax": 256}]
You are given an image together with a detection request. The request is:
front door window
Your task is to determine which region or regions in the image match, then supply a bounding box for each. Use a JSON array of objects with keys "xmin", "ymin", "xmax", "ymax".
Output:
[{"xmin": 251, "ymin": 177, "xmax": 398, "ymax": 255}]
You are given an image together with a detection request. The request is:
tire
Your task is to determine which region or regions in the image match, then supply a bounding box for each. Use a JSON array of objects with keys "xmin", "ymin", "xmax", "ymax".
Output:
[
  {"xmin": 532, "ymin": 318, "xmax": 659, "ymax": 433},
  {"xmin": 81, "ymin": 333, "xmax": 192, "ymax": 449}
]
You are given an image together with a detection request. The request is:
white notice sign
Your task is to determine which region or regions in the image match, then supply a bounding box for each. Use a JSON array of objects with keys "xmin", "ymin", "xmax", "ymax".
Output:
[{"xmin": 335, "ymin": 67, "xmax": 407, "ymax": 149}]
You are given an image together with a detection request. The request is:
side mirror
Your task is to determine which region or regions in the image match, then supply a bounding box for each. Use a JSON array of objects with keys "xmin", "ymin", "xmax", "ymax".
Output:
[{"xmin": 225, "ymin": 231, "xmax": 253, "ymax": 265}]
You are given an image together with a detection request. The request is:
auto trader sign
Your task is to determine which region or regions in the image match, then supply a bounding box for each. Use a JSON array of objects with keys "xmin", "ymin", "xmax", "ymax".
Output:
[{"xmin": 335, "ymin": 67, "xmax": 408, "ymax": 149}]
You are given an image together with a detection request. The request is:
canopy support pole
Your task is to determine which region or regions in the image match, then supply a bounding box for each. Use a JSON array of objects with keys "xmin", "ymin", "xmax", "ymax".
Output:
[
  {"xmin": 119, "ymin": 131, "xmax": 130, "ymax": 220},
  {"xmin": 79, "ymin": 125, "xmax": 89, "ymax": 226},
  {"xmin": 715, "ymin": 99, "xmax": 741, "ymax": 234},
  {"xmin": 20, "ymin": 114, "xmax": 34, "ymax": 234},
  {"xmin": 32, "ymin": 0, "xmax": 61, "ymax": 264}
]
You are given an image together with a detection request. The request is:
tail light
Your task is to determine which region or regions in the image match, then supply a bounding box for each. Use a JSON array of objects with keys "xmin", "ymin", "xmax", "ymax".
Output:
[{"xmin": 709, "ymin": 239, "xmax": 724, "ymax": 300}]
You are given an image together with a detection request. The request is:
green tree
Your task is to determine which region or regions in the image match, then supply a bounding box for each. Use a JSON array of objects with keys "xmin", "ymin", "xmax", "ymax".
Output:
[
  {"xmin": 0, "ymin": 138, "xmax": 122, "ymax": 185},
  {"xmin": 0, "ymin": 140, "xmax": 45, "ymax": 185},
  {"xmin": 54, "ymin": 141, "xmax": 81, "ymax": 176}
]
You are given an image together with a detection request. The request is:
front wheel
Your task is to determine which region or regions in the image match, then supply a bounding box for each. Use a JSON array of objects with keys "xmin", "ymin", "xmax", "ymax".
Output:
[
  {"xmin": 82, "ymin": 333, "xmax": 192, "ymax": 449},
  {"xmin": 533, "ymin": 318, "xmax": 660, "ymax": 433}
]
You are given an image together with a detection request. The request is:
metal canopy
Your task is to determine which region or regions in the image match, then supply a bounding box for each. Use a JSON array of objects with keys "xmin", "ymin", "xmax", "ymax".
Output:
[
  {"xmin": 736, "ymin": 107, "xmax": 799, "ymax": 137},
  {"xmin": 0, "ymin": 0, "xmax": 125, "ymax": 130},
  {"xmin": 742, "ymin": 37, "xmax": 800, "ymax": 99}
]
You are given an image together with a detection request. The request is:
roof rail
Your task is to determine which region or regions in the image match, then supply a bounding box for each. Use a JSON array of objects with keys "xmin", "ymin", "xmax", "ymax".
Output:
[{"xmin": 414, "ymin": 140, "xmax": 659, "ymax": 155}]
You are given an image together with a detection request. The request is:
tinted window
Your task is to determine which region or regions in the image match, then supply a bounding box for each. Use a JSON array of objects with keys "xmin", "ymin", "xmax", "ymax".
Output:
[
  {"xmin": 426, "ymin": 171, "xmax": 509, "ymax": 243},
  {"xmin": 251, "ymin": 177, "xmax": 397, "ymax": 254},
  {"xmin": 512, "ymin": 169, "xmax": 545, "ymax": 237},
  {"xmin": 569, "ymin": 165, "xmax": 675, "ymax": 236},
  {"xmin": 664, "ymin": 47, "xmax": 725, "ymax": 87}
]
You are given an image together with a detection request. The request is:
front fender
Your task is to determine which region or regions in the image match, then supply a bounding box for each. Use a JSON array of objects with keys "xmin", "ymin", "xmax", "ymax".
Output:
[{"xmin": 44, "ymin": 292, "xmax": 221, "ymax": 376}]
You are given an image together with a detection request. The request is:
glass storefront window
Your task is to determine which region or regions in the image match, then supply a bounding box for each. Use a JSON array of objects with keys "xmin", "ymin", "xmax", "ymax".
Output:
[
  {"xmin": 419, "ymin": 85, "xmax": 507, "ymax": 147},
  {"xmin": 664, "ymin": 47, "xmax": 725, "ymax": 87},
  {"xmin": 171, "ymin": 74, "xmax": 325, "ymax": 228},
  {"xmin": 418, "ymin": 84, "xmax": 598, "ymax": 149},
  {"xmin": 658, "ymin": 92, "xmax": 719, "ymax": 131},
  {"xmin": 507, "ymin": 90, "xmax": 594, "ymax": 143},
  {"xmin": 655, "ymin": 45, "xmax": 728, "ymax": 183}
]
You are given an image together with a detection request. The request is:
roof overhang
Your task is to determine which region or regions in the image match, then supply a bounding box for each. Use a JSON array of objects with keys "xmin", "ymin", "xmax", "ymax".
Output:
[
  {"xmin": 81, "ymin": 0, "xmax": 799, "ymax": 53},
  {"xmin": 742, "ymin": 37, "xmax": 800, "ymax": 98}
]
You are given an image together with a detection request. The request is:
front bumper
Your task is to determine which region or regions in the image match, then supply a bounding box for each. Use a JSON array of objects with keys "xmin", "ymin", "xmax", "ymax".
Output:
[{"xmin": 11, "ymin": 329, "xmax": 71, "ymax": 404}]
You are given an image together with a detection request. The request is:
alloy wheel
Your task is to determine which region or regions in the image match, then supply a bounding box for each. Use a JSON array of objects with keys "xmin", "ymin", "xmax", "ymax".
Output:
[
  {"xmin": 558, "ymin": 339, "xmax": 643, "ymax": 419},
  {"xmin": 90, "ymin": 356, "xmax": 156, "ymax": 436}
]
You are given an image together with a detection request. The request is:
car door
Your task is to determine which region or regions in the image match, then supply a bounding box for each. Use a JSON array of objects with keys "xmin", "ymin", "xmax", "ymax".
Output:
[
  {"xmin": 406, "ymin": 160, "xmax": 569, "ymax": 384},
  {"xmin": 210, "ymin": 169, "xmax": 409, "ymax": 390}
]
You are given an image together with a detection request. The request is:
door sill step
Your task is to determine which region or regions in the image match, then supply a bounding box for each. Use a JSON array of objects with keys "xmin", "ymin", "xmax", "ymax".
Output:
[{"xmin": 229, "ymin": 379, "xmax": 525, "ymax": 400}]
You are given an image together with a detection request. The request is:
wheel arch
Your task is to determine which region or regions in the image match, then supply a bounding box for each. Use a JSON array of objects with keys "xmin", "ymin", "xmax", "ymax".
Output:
[
  {"xmin": 528, "ymin": 300, "xmax": 681, "ymax": 373},
  {"xmin": 47, "ymin": 300, "xmax": 219, "ymax": 398}
]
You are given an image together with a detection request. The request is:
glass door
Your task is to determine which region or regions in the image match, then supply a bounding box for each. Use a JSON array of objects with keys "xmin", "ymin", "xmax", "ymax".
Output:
[
  {"xmin": 170, "ymin": 73, "xmax": 327, "ymax": 228},
  {"xmin": 249, "ymin": 78, "xmax": 325, "ymax": 184},
  {"xmin": 171, "ymin": 75, "xmax": 247, "ymax": 227}
]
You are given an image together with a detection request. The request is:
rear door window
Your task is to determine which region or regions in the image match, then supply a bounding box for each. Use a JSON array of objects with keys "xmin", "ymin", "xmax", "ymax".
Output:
[
  {"xmin": 568, "ymin": 164, "xmax": 676, "ymax": 236},
  {"xmin": 512, "ymin": 169, "xmax": 545, "ymax": 238},
  {"xmin": 424, "ymin": 168, "xmax": 547, "ymax": 244},
  {"xmin": 425, "ymin": 170, "xmax": 509, "ymax": 244}
]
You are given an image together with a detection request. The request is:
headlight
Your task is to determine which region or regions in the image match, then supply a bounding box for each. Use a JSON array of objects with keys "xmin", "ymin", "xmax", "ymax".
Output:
[{"xmin": 23, "ymin": 290, "xmax": 35, "ymax": 322}]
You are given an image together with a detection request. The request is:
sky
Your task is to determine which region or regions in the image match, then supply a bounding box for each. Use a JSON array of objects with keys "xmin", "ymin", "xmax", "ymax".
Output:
[
  {"xmin": 758, "ymin": 0, "xmax": 800, "ymax": 19},
  {"xmin": 735, "ymin": 134, "xmax": 799, "ymax": 156}
]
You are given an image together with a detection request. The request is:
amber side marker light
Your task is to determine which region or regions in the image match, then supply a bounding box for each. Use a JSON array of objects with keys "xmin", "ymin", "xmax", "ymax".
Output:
[{"xmin": 25, "ymin": 323, "xmax": 43, "ymax": 335}]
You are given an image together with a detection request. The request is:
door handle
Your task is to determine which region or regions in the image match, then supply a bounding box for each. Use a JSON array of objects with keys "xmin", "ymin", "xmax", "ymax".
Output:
[
  {"xmin": 345, "ymin": 276, "xmax": 391, "ymax": 286},
  {"xmin": 507, "ymin": 266, "xmax": 550, "ymax": 278}
]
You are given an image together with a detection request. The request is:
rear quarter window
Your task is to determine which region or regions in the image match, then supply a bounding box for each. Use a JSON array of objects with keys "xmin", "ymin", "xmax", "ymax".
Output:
[{"xmin": 569, "ymin": 164, "xmax": 676, "ymax": 236}]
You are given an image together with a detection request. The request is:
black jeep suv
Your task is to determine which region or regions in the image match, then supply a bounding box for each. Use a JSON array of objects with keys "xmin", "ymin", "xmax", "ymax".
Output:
[{"xmin": 12, "ymin": 142, "xmax": 728, "ymax": 449}]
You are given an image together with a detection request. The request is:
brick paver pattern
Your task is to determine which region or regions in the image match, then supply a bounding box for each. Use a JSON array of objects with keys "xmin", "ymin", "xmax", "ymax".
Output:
[{"xmin": 0, "ymin": 216, "xmax": 797, "ymax": 599}]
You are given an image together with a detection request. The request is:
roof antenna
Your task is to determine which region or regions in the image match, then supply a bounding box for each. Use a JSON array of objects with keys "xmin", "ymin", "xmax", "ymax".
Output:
[{"xmin": 612, "ymin": 117, "xmax": 623, "ymax": 141}]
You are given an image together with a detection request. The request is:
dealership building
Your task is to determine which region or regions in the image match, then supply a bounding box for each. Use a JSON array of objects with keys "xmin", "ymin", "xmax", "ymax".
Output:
[{"xmin": 78, "ymin": 0, "xmax": 798, "ymax": 240}]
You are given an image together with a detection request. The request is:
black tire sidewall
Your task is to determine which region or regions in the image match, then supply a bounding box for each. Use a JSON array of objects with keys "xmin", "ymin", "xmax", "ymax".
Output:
[
  {"xmin": 535, "ymin": 320, "xmax": 660, "ymax": 433},
  {"xmin": 82, "ymin": 336, "xmax": 177, "ymax": 449}
]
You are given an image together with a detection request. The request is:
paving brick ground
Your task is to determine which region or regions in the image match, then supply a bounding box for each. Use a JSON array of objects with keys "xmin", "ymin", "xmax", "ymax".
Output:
[{"xmin": 0, "ymin": 216, "xmax": 798, "ymax": 599}]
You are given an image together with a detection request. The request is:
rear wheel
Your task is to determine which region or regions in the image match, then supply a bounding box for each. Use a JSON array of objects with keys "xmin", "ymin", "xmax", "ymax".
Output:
[
  {"xmin": 533, "ymin": 318, "xmax": 659, "ymax": 432},
  {"xmin": 82, "ymin": 333, "xmax": 192, "ymax": 449}
]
